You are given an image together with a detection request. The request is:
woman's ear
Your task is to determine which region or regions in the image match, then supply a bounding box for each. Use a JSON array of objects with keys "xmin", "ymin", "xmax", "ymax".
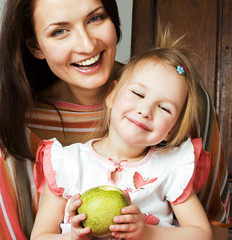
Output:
[
  {"xmin": 106, "ymin": 80, "xmax": 117, "ymax": 108},
  {"xmin": 26, "ymin": 38, "xmax": 45, "ymax": 60}
]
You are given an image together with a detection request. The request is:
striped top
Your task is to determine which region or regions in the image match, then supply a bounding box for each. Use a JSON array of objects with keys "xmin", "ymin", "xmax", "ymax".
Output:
[
  {"xmin": 190, "ymin": 85, "xmax": 231, "ymax": 227},
  {"xmin": 0, "ymin": 84, "xmax": 231, "ymax": 240},
  {"xmin": 28, "ymin": 98, "xmax": 104, "ymax": 146},
  {"xmin": 0, "ymin": 130, "xmax": 41, "ymax": 240}
]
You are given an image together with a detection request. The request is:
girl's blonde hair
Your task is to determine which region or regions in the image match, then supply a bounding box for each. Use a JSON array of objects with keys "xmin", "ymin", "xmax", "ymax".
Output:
[{"xmin": 95, "ymin": 26, "xmax": 202, "ymax": 148}]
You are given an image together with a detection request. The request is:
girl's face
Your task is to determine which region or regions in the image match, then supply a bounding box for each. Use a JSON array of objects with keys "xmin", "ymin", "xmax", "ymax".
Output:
[
  {"xmin": 32, "ymin": 0, "xmax": 117, "ymax": 91},
  {"xmin": 108, "ymin": 61, "xmax": 188, "ymax": 147}
]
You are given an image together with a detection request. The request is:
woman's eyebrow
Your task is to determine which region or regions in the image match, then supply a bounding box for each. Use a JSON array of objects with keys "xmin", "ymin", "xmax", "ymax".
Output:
[
  {"xmin": 44, "ymin": 6, "xmax": 104, "ymax": 32},
  {"xmin": 44, "ymin": 22, "xmax": 68, "ymax": 32},
  {"xmin": 86, "ymin": 6, "xmax": 104, "ymax": 18}
]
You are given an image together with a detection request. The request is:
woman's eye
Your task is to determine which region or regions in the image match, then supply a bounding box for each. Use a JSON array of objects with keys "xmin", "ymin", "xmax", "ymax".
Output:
[
  {"xmin": 131, "ymin": 90, "xmax": 144, "ymax": 98},
  {"xmin": 158, "ymin": 105, "xmax": 171, "ymax": 114},
  {"xmin": 89, "ymin": 15, "xmax": 105, "ymax": 23},
  {"xmin": 51, "ymin": 28, "xmax": 66, "ymax": 37}
]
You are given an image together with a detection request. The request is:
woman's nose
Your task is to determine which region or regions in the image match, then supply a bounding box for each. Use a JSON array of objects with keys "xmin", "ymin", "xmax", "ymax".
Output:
[{"xmin": 72, "ymin": 27, "xmax": 96, "ymax": 53}]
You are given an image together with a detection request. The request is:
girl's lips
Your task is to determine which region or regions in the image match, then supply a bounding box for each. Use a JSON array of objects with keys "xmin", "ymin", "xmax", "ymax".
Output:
[{"xmin": 126, "ymin": 117, "xmax": 151, "ymax": 131}]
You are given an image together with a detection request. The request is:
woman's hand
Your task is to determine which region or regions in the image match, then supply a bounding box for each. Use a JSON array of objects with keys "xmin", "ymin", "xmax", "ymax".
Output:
[
  {"xmin": 68, "ymin": 194, "xmax": 92, "ymax": 240},
  {"xmin": 109, "ymin": 204, "xmax": 147, "ymax": 240}
]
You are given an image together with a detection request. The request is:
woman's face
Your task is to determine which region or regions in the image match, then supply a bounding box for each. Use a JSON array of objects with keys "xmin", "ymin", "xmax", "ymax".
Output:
[{"xmin": 32, "ymin": 0, "xmax": 117, "ymax": 91}]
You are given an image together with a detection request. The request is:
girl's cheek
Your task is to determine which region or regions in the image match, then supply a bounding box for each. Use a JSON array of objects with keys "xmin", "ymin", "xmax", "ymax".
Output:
[
  {"xmin": 157, "ymin": 117, "xmax": 174, "ymax": 133},
  {"xmin": 114, "ymin": 94, "xmax": 135, "ymax": 109}
]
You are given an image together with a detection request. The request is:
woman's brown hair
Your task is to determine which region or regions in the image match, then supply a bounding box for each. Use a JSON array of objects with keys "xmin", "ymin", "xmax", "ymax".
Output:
[{"xmin": 0, "ymin": 0, "xmax": 121, "ymax": 161}]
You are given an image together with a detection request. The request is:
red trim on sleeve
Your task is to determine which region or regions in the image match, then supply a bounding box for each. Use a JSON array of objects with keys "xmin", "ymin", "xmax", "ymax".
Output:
[
  {"xmin": 171, "ymin": 138, "xmax": 211, "ymax": 205},
  {"xmin": 34, "ymin": 140, "xmax": 64, "ymax": 195}
]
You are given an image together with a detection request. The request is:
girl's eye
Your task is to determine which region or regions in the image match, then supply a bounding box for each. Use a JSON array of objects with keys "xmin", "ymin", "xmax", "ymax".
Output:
[
  {"xmin": 131, "ymin": 90, "xmax": 144, "ymax": 98},
  {"xmin": 89, "ymin": 14, "xmax": 105, "ymax": 23},
  {"xmin": 158, "ymin": 105, "xmax": 171, "ymax": 114},
  {"xmin": 51, "ymin": 28, "xmax": 66, "ymax": 37}
]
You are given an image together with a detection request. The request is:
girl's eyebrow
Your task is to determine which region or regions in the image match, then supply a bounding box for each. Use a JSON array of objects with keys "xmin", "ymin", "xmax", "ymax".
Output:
[
  {"xmin": 44, "ymin": 6, "xmax": 104, "ymax": 32},
  {"xmin": 129, "ymin": 81, "xmax": 178, "ymax": 109},
  {"xmin": 129, "ymin": 82, "xmax": 146, "ymax": 88}
]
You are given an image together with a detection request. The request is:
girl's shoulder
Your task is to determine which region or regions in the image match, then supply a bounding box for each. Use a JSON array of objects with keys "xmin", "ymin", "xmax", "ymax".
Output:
[
  {"xmin": 154, "ymin": 138, "xmax": 195, "ymax": 163},
  {"xmin": 34, "ymin": 138, "xmax": 89, "ymax": 196},
  {"xmin": 162, "ymin": 138, "xmax": 210, "ymax": 204},
  {"xmin": 37, "ymin": 138, "xmax": 87, "ymax": 155}
]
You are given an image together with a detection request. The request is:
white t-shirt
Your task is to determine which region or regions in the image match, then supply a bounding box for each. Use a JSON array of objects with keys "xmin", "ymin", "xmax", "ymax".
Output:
[{"xmin": 35, "ymin": 137, "xmax": 196, "ymax": 233}]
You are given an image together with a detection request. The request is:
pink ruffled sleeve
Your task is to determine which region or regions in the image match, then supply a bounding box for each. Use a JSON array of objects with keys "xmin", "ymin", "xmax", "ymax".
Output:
[
  {"xmin": 171, "ymin": 138, "xmax": 211, "ymax": 205},
  {"xmin": 34, "ymin": 139, "xmax": 64, "ymax": 196}
]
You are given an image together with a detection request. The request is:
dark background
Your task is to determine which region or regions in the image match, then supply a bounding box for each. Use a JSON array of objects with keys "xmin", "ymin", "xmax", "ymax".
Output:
[{"xmin": 130, "ymin": 0, "xmax": 232, "ymax": 235}]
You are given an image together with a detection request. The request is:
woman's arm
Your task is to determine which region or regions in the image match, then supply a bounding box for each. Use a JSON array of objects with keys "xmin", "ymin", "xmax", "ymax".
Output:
[
  {"xmin": 193, "ymin": 84, "xmax": 231, "ymax": 232},
  {"xmin": 211, "ymin": 225, "xmax": 229, "ymax": 240},
  {"xmin": 192, "ymin": 84, "xmax": 231, "ymax": 239}
]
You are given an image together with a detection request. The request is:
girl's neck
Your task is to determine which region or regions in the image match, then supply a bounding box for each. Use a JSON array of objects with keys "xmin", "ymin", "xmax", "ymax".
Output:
[{"xmin": 93, "ymin": 136, "xmax": 149, "ymax": 163}]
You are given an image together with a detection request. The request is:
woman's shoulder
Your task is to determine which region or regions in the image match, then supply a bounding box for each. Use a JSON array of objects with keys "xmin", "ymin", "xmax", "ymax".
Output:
[
  {"xmin": 110, "ymin": 61, "xmax": 124, "ymax": 80},
  {"xmin": 37, "ymin": 79, "xmax": 65, "ymax": 101}
]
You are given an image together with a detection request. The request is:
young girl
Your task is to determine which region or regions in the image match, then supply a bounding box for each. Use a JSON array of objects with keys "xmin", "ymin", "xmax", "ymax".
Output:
[{"xmin": 31, "ymin": 37, "xmax": 212, "ymax": 239}]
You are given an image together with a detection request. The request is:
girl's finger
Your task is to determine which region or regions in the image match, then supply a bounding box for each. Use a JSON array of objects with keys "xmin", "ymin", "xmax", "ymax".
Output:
[
  {"xmin": 123, "ymin": 190, "xmax": 132, "ymax": 205},
  {"xmin": 68, "ymin": 194, "xmax": 82, "ymax": 218},
  {"xmin": 71, "ymin": 212, "xmax": 87, "ymax": 228},
  {"xmin": 121, "ymin": 204, "xmax": 141, "ymax": 214}
]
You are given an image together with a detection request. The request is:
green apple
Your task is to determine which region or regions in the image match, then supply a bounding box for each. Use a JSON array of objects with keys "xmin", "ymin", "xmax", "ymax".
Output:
[{"xmin": 77, "ymin": 185, "xmax": 129, "ymax": 237}]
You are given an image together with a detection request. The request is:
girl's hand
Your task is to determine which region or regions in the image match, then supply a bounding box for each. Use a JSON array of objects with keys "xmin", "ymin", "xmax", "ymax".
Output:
[
  {"xmin": 109, "ymin": 204, "xmax": 147, "ymax": 240},
  {"xmin": 68, "ymin": 194, "xmax": 92, "ymax": 240}
]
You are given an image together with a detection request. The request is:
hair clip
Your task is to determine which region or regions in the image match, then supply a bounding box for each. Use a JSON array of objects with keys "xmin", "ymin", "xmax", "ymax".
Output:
[{"xmin": 177, "ymin": 66, "xmax": 187, "ymax": 75}]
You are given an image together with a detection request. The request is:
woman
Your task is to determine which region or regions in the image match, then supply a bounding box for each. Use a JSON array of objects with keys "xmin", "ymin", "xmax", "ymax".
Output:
[{"xmin": 0, "ymin": 0, "xmax": 230, "ymax": 239}]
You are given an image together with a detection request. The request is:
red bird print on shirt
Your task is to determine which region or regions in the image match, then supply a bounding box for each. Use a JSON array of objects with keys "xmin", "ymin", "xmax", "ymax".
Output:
[{"xmin": 133, "ymin": 172, "xmax": 158, "ymax": 189}]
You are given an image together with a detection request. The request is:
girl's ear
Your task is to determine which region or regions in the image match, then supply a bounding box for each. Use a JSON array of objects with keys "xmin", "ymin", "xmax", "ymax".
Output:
[
  {"xmin": 106, "ymin": 80, "xmax": 117, "ymax": 108},
  {"xmin": 163, "ymin": 133, "xmax": 170, "ymax": 142},
  {"xmin": 26, "ymin": 38, "xmax": 45, "ymax": 60}
]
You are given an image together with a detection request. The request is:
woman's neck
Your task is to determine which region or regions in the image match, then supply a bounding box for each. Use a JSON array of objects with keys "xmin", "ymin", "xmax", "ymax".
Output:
[
  {"xmin": 37, "ymin": 61, "xmax": 123, "ymax": 105},
  {"xmin": 38, "ymin": 79, "xmax": 109, "ymax": 106},
  {"xmin": 93, "ymin": 136, "xmax": 149, "ymax": 163}
]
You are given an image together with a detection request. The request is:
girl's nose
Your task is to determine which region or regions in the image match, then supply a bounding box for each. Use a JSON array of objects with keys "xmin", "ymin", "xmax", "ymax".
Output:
[
  {"xmin": 138, "ymin": 106, "xmax": 152, "ymax": 119},
  {"xmin": 72, "ymin": 27, "xmax": 96, "ymax": 53}
]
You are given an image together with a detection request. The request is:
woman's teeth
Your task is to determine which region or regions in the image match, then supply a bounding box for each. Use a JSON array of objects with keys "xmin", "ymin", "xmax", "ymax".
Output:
[{"xmin": 77, "ymin": 53, "xmax": 100, "ymax": 66}]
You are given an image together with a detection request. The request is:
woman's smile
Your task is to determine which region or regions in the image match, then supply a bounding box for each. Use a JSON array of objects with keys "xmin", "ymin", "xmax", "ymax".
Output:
[
  {"xmin": 74, "ymin": 52, "xmax": 101, "ymax": 67},
  {"xmin": 71, "ymin": 51, "xmax": 103, "ymax": 73}
]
